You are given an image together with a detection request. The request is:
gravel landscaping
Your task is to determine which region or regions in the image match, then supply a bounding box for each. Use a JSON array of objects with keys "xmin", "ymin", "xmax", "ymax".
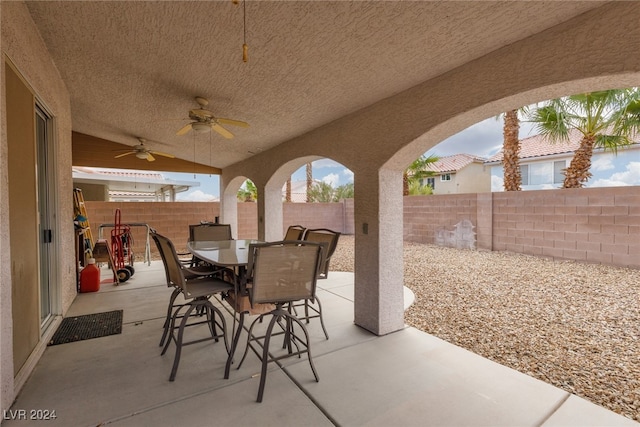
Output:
[{"xmin": 330, "ymin": 235, "xmax": 640, "ymax": 422}]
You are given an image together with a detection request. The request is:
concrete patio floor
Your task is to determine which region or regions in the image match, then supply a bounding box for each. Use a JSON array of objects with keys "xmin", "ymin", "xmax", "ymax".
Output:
[{"xmin": 6, "ymin": 261, "xmax": 638, "ymax": 427}]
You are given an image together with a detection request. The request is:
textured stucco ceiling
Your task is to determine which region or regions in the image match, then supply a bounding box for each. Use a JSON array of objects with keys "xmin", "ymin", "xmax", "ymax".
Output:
[{"xmin": 26, "ymin": 1, "xmax": 605, "ymax": 170}]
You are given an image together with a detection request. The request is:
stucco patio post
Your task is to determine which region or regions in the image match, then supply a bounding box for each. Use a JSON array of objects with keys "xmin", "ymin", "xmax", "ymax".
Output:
[
  {"xmin": 261, "ymin": 181, "xmax": 284, "ymax": 242},
  {"xmin": 220, "ymin": 177, "xmax": 239, "ymax": 239},
  {"xmin": 353, "ymin": 168, "xmax": 405, "ymax": 335}
]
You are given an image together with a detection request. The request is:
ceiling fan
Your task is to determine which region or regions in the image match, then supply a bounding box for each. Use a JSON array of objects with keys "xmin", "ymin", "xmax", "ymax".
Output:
[
  {"xmin": 176, "ymin": 96, "xmax": 249, "ymax": 139},
  {"xmin": 113, "ymin": 138, "xmax": 175, "ymax": 162}
]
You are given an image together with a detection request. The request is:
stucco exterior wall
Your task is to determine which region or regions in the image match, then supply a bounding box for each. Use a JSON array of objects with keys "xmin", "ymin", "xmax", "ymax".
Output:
[
  {"xmin": 1, "ymin": 0, "xmax": 73, "ymax": 409},
  {"xmin": 456, "ymin": 163, "xmax": 491, "ymax": 194},
  {"xmin": 432, "ymin": 173, "xmax": 458, "ymax": 194}
]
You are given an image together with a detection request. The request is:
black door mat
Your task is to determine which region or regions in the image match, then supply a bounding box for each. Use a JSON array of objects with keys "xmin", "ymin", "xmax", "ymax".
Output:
[{"xmin": 48, "ymin": 310, "xmax": 123, "ymax": 346}]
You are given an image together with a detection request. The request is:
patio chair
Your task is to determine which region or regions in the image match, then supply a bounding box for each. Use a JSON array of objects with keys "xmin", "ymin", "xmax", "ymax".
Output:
[
  {"xmin": 290, "ymin": 228, "xmax": 341, "ymax": 339},
  {"xmin": 236, "ymin": 241, "xmax": 324, "ymax": 402},
  {"xmin": 152, "ymin": 229, "xmax": 225, "ymax": 348},
  {"xmin": 187, "ymin": 223, "xmax": 233, "ymax": 267},
  {"xmin": 189, "ymin": 222, "xmax": 233, "ymax": 242},
  {"xmin": 283, "ymin": 224, "xmax": 305, "ymax": 240},
  {"xmin": 303, "ymin": 228, "xmax": 341, "ymax": 279},
  {"xmin": 152, "ymin": 232, "xmax": 234, "ymax": 381}
]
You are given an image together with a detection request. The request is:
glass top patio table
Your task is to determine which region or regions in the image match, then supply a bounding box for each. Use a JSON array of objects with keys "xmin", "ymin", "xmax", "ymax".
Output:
[
  {"xmin": 187, "ymin": 238, "xmax": 263, "ymax": 379},
  {"xmin": 187, "ymin": 239, "xmax": 262, "ymax": 267}
]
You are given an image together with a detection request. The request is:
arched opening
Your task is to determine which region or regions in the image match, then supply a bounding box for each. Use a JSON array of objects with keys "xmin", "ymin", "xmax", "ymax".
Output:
[
  {"xmin": 221, "ymin": 175, "xmax": 250, "ymax": 239},
  {"xmin": 264, "ymin": 156, "xmax": 354, "ymax": 241},
  {"xmin": 380, "ymin": 84, "xmax": 640, "ymax": 419}
]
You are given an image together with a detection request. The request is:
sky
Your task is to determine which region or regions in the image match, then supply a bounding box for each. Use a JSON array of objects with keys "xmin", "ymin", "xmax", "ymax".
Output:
[{"xmin": 169, "ymin": 116, "xmax": 639, "ymax": 200}]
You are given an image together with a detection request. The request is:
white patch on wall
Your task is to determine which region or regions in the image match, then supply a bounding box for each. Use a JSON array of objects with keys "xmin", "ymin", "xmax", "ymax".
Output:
[{"xmin": 435, "ymin": 219, "xmax": 476, "ymax": 250}]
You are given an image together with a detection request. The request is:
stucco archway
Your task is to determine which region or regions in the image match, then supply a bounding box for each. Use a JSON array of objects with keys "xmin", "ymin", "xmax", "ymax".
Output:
[{"xmin": 220, "ymin": 175, "xmax": 250, "ymax": 239}]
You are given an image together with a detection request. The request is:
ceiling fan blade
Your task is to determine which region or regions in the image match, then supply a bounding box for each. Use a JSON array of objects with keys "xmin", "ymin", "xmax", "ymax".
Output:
[
  {"xmin": 212, "ymin": 123, "xmax": 234, "ymax": 139},
  {"xmin": 176, "ymin": 123, "xmax": 193, "ymax": 136},
  {"xmin": 217, "ymin": 118, "xmax": 249, "ymax": 128},
  {"xmin": 146, "ymin": 153, "xmax": 156, "ymax": 162},
  {"xmin": 114, "ymin": 151, "xmax": 134, "ymax": 159},
  {"xmin": 150, "ymin": 151, "xmax": 175, "ymax": 158}
]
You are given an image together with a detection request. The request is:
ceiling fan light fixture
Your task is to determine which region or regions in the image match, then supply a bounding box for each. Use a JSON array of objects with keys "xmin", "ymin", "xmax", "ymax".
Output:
[
  {"xmin": 135, "ymin": 151, "xmax": 148, "ymax": 159},
  {"xmin": 192, "ymin": 122, "xmax": 211, "ymax": 133}
]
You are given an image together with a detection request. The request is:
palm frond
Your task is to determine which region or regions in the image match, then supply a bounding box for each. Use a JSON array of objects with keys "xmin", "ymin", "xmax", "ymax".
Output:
[
  {"xmin": 595, "ymin": 134, "xmax": 633, "ymax": 154},
  {"xmin": 528, "ymin": 105, "xmax": 571, "ymax": 143}
]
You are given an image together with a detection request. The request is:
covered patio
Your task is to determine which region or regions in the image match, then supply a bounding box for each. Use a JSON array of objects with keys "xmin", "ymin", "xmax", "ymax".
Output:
[
  {"xmin": 5, "ymin": 262, "xmax": 635, "ymax": 426},
  {"xmin": 2, "ymin": 1, "xmax": 640, "ymax": 422}
]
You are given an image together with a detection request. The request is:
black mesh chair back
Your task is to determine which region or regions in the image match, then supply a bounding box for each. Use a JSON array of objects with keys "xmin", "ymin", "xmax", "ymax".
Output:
[
  {"xmin": 283, "ymin": 224, "xmax": 306, "ymax": 241},
  {"xmin": 303, "ymin": 228, "xmax": 340, "ymax": 278}
]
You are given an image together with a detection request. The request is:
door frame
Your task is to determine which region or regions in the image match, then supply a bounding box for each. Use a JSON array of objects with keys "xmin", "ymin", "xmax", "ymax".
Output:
[{"xmin": 35, "ymin": 101, "xmax": 60, "ymax": 331}]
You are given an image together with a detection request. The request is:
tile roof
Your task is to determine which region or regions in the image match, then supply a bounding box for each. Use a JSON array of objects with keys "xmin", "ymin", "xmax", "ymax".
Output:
[
  {"xmin": 73, "ymin": 166, "xmax": 165, "ymax": 180},
  {"xmin": 429, "ymin": 153, "xmax": 488, "ymax": 173},
  {"xmin": 486, "ymin": 129, "xmax": 640, "ymax": 162}
]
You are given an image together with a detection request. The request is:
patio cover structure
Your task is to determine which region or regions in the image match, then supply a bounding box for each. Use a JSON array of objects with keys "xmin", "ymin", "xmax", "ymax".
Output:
[{"xmin": 2, "ymin": 0, "xmax": 640, "ymax": 414}]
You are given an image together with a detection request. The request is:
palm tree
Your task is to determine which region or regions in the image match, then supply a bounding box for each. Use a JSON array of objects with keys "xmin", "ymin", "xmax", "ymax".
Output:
[
  {"xmin": 307, "ymin": 181, "xmax": 334, "ymax": 202},
  {"xmin": 237, "ymin": 179, "xmax": 257, "ymax": 202},
  {"xmin": 502, "ymin": 109, "xmax": 522, "ymax": 191},
  {"xmin": 305, "ymin": 162, "xmax": 313, "ymax": 202},
  {"xmin": 527, "ymin": 89, "xmax": 640, "ymax": 188},
  {"xmin": 403, "ymin": 154, "xmax": 438, "ymax": 196},
  {"xmin": 285, "ymin": 177, "xmax": 292, "ymax": 202},
  {"xmin": 334, "ymin": 182, "xmax": 354, "ymax": 200}
]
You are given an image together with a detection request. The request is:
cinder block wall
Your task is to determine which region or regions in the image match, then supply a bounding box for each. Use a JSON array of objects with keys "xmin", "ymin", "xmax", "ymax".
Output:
[
  {"xmin": 85, "ymin": 187, "xmax": 639, "ymax": 269},
  {"xmin": 84, "ymin": 200, "xmax": 353, "ymax": 257},
  {"xmin": 404, "ymin": 187, "xmax": 639, "ymax": 269},
  {"xmin": 492, "ymin": 187, "xmax": 639, "ymax": 268},
  {"xmin": 84, "ymin": 202, "xmax": 220, "ymax": 256},
  {"xmin": 404, "ymin": 194, "xmax": 478, "ymax": 244},
  {"xmin": 283, "ymin": 202, "xmax": 347, "ymax": 234}
]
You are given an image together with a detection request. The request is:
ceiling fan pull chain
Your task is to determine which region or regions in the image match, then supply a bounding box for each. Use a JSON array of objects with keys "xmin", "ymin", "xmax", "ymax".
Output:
[{"xmin": 242, "ymin": 0, "xmax": 248, "ymax": 62}]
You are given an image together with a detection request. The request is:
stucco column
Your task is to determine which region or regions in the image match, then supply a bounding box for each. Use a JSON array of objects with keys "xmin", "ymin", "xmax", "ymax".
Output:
[
  {"xmin": 353, "ymin": 168, "xmax": 405, "ymax": 335},
  {"xmin": 220, "ymin": 180, "xmax": 238, "ymax": 239},
  {"xmin": 262, "ymin": 182, "xmax": 283, "ymax": 242}
]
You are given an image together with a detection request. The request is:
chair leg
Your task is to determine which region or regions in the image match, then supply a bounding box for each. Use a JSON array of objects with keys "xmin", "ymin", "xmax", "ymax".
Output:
[
  {"xmin": 169, "ymin": 303, "xmax": 198, "ymax": 381},
  {"xmin": 203, "ymin": 299, "xmax": 219, "ymax": 343},
  {"xmin": 207, "ymin": 301, "xmax": 229, "ymax": 353},
  {"xmin": 289, "ymin": 313, "xmax": 320, "ymax": 383},
  {"xmin": 237, "ymin": 316, "xmax": 262, "ymax": 370},
  {"xmin": 162, "ymin": 303, "xmax": 183, "ymax": 356},
  {"xmin": 225, "ymin": 312, "xmax": 245, "ymax": 379},
  {"xmin": 314, "ymin": 297, "xmax": 329, "ymax": 340},
  {"xmin": 160, "ymin": 287, "xmax": 181, "ymax": 347},
  {"xmin": 257, "ymin": 314, "xmax": 281, "ymax": 403},
  {"xmin": 304, "ymin": 300, "xmax": 310, "ymax": 324}
]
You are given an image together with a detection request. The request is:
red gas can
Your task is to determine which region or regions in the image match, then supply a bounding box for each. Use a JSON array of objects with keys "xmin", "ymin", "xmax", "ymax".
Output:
[{"xmin": 80, "ymin": 258, "xmax": 100, "ymax": 293}]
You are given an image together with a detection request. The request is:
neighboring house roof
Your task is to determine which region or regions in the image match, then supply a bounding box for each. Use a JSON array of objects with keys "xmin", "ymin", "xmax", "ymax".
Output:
[
  {"xmin": 72, "ymin": 166, "xmax": 198, "ymax": 194},
  {"xmin": 486, "ymin": 129, "xmax": 640, "ymax": 163},
  {"xmin": 429, "ymin": 153, "xmax": 488, "ymax": 173}
]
